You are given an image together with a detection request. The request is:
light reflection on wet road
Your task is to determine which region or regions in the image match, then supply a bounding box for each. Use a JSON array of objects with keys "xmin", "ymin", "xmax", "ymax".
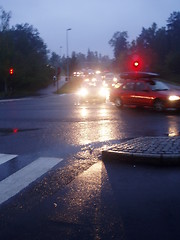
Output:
[
  {"xmin": 49, "ymin": 160, "xmax": 125, "ymax": 239},
  {"xmin": 0, "ymin": 94, "xmax": 180, "ymax": 239},
  {"xmin": 0, "ymin": 94, "xmax": 180, "ymax": 155}
]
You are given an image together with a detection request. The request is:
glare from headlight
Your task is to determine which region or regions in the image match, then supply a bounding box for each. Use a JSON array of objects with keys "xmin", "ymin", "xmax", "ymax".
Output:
[
  {"xmin": 102, "ymin": 81, "xmax": 108, "ymax": 87},
  {"xmin": 99, "ymin": 87, "xmax": 109, "ymax": 97},
  {"xmin": 92, "ymin": 78, "xmax": 97, "ymax": 82},
  {"xmin": 78, "ymin": 88, "xmax": 88, "ymax": 96},
  {"xmin": 169, "ymin": 95, "xmax": 180, "ymax": 101}
]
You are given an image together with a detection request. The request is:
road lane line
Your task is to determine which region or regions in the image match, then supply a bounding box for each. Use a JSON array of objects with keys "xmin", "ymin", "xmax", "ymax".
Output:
[
  {"xmin": 0, "ymin": 157, "xmax": 63, "ymax": 205},
  {"xmin": 0, "ymin": 154, "xmax": 18, "ymax": 165}
]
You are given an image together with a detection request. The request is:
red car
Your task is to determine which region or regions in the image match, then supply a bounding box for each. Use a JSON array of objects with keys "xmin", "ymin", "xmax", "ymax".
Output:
[{"xmin": 110, "ymin": 72, "xmax": 180, "ymax": 111}]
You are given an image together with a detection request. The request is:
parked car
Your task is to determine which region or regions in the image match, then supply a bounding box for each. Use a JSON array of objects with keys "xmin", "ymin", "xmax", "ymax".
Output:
[{"xmin": 109, "ymin": 72, "xmax": 180, "ymax": 111}]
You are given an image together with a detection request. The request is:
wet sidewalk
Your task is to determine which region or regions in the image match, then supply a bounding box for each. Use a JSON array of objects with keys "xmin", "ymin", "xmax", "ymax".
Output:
[{"xmin": 102, "ymin": 136, "xmax": 180, "ymax": 165}]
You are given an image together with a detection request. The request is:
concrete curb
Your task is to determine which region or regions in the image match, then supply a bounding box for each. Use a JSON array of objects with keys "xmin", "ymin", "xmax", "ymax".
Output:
[{"xmin": 102, "ymin": 136, "xmax": 180, "ymax": 165}]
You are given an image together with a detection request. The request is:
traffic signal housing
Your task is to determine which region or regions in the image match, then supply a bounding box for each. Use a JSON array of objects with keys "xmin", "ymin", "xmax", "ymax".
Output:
[{"xmin": 9, "ymin": 68, "xmax": 14, "ymax": 75}]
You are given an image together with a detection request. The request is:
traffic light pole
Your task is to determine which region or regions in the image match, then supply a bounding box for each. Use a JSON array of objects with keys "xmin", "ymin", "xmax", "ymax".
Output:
[
  {"xmin": 4, "ymin": 68, "xmax": 14, "ymax": 96},
  {"xmin": 4, "ymin": 78, "xmax": 8, "ymax": 96}
]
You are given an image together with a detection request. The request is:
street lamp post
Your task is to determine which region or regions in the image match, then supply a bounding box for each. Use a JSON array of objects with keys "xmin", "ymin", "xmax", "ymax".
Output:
[
  {"xmin": 60, "ymin": 46, "xmax": 62, "ymax": 58},
  {"xmin": 66, "ymin": 28, "xmax": 71, "ymax": 81},
  {"xmin": 57, "ymin": 46, "xmax": 62, "ymax": 91}
]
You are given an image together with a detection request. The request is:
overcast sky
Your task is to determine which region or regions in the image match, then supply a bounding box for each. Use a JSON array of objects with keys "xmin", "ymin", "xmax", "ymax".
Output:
[{"xmin": 1, "ymin": 0, "xmax": 180, "ymax": 58}]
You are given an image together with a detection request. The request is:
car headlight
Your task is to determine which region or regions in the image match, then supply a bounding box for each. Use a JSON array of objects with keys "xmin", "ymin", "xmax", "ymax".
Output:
[
  {"xmin": 78, "ymin": 88, "xmax": 88, "ymax": 96},
  {"xmin": 102, "ymin": 81, "xmax": 108, "ymax": 87},
  {"xmin": 113, "ymin": 77, "xmax": 117, "ymax": 82},
  {"xmin": 99, "ymin": 87, "xmax": 109, "ymax": 97},
  {"xmin": 91, "ymin": 78, "xmax": 97, "ymax": 82},
  {"xmin": 169, "ymin": 95, "xmax": 180, "ymax": 101}
]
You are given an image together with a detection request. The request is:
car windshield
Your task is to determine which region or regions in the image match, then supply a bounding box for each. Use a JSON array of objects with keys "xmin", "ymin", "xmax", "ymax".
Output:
[
  {"xmin": 82, "ymin": 81, "xmax": 103, "ymax": 88},
  {"xmin": 149, "ymin": 80, "xmax": 169, "ymax": 91}
]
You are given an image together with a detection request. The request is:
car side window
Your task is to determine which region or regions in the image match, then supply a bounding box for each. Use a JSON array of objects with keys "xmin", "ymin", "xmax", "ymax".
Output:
[
  {"xmin": 135, "ymin": 82, "xmax": 147, "ymax": 91},
  {"xmin": 122, "ymin": 82, "xmax": 135, "ymax": 90}
]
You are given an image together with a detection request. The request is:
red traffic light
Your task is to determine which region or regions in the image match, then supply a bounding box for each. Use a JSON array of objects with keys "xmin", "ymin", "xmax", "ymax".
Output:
[
  {"xmin": 9, "ymin": 68, "xmax": 14, "ymax": 75},
  {"xmin": 129, "ymin": 55, "xmax": 143, "ymax": 71},
  {"xmin": 133, "ymin": 61, "xmax": 139, "ymax": 68}
]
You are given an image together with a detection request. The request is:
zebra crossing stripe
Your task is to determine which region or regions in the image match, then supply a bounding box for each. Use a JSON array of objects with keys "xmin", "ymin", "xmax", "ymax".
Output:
[
  {"xmin": 0, "ymin": 157, "xmax": 63, "ymax": 205},
  {"xmin": 0, "ymin": 154, "xmax": 18, "ymax": 165}
]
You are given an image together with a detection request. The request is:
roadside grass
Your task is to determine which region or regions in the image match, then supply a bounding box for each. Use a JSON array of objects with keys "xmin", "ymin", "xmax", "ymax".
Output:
[{"xmin": 56, "ymin": 77, "xmax": 83, "ymax": 94}]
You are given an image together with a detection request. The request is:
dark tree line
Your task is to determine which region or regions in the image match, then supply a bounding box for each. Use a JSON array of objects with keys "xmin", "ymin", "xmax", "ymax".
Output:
[
  {"xmin": 1, "ymin": 6, "xmax": 179, "ymax": 95},
  {"xmin": 49, "ymin": 49, "xmax": 111, "ymax": 77},
  {"xmin": 0, "ymin": 6, "xmax": 111, "ymax": 96},
  {"xmin": 109, "ymin": 11, "xmax": 180, "ymax": 80}
]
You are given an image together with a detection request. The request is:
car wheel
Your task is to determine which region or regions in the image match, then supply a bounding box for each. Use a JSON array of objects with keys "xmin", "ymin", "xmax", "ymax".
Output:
[
  {"xmin": 153, "ymin": 99, "xmax": 165, "ymax": 111},
  {"xmin": 115, "ymin": 97, "xmax": 123, "ymax": 108}
]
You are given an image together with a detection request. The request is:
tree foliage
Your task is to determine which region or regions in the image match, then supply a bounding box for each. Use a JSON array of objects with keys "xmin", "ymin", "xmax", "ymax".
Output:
[
  {"xmin": 109, "ymin": 31, "xmax": 129, "ymax": 59},
  {"xmin": 50, "ymin": 49, "xmax": 112, "ymax": 76},
  {"xmin": 0, "ymin": 6, "xmax": 11, "ymax": 31},
  {"xmin": 109, "ymin": 11, "xmax": 180, "ymax": 77},
  {"xmin": 0, "ymin": 8, "xmax": 52, "ymax": 95}
]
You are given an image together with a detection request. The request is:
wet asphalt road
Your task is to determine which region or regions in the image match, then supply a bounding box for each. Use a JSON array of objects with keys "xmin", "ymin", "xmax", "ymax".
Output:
[{"xmin": 0, "ymin": 93, "xmax": 180, "ymax": 239}]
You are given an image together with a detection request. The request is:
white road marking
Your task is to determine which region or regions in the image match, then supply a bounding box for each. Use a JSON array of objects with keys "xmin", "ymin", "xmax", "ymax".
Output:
[
  {"xmin": 0, "ymin": 157, "xmax": 63, "ymax": 205},
  {"xmin": 0, "ymin": 154, "xmax": 18, "ymax": 165}
]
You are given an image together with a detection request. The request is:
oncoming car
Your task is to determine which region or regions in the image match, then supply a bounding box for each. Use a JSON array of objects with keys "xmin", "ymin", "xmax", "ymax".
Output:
[
  {"xmin": 77, "ymin": 80, "xmax": 109, "ymax": 103},
  {"xmin": 110, "ymin": 72, "xmax": 180, "ymax": 111},
  {"xmin": 102, "ymin": 72, "xmax": 118, "ymax": 88}
]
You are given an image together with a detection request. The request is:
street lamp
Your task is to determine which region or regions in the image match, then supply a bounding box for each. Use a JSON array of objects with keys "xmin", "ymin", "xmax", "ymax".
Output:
[
  {"xmin": 57, "ymin": 46, "xmax": 62, "ymax": 91},
  {"xmin": 60, "ymin": 46, "xmax": 62, "ymax": 58},
  {"xmin": 66, "ymin": 28, "xmax": 71, "ymax": 81}
]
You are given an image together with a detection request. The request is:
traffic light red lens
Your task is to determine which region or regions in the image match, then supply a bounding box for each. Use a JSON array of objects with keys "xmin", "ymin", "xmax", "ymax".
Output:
[
  {"xmin": 134, "ymin": 61, "xmax": 139, "ymax": 67},
  {"xmin": 129, "ymin": 55, "xmax": 142, "ymax": 71},
  {"xmin": 9, "ymin": 68, "xmax": 14, "ymax": 75}
]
